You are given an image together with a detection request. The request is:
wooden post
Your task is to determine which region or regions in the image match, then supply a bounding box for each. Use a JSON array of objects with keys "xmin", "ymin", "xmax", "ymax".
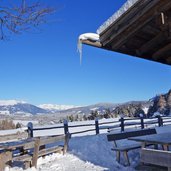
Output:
[
  {"xmin": 64, "ymin": 120, "xmax": 69, "ymax": 134},
  {"xmin": 157, "ymin": 115, "xmax": 162, "ymax": 127},
  {"xmin": 95, "ymin": 118, "xmax": 99, "ymax": 135},
  {"xmin": 32, "ymin": 138, "xmax": 40, "ymax": 168},
  {"xmin": 161, "ymin": 117, "xmax": 163, "ymax": 126},
  {"xmin": 140, "ymin": 117, "xmax": 144, "ymax": 129},
  {"xmin": 63, "ymin": 133, "xmax": 70, "ymax": 155},
  {"xmin": 27, "ymin": 122, "xmax": 33, "ymax": 138},
  {"xmin": 120, "ymin": 117, "xmax": 124, "ymax": 132},
  {"xmin": 0, "ymin": 152, "xmax": 12, "ymax": 171}
]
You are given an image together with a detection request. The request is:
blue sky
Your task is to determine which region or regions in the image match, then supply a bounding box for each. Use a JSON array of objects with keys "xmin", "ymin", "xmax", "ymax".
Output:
[{"xmin": 0, "ymin": 0, "xmax": 171, "ymax": 106}]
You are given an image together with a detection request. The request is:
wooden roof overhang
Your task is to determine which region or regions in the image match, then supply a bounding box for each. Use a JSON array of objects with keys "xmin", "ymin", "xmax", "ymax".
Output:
[{"xmin": 96, "ymin": 0, "xmax": 171, "ymax": 65}]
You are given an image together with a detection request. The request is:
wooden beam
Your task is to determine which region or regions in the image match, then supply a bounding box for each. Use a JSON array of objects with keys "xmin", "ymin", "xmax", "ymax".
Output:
[
  {"xmin": 136, "ymin": 32, "xmax": 168, "ymax": 55},
  {"xmin": 152, "ymin": 43, "xmax": 171, "ymax": 60},
  {"xmin": 81, "ymin": 40, "xmax": 102, "ymax": 48},
  {"xmin": 0, "ymin": 132, "xmax": 28, "ymax": 142},
  {"xmin": 165, "ymin": 11, "xmax": 171, "ymax": 37},
  {"xmin": 142, "ymin": 25, "xmax": 160, "ymax": 36},
  {"xmin": 32, "ymin": 138, "xmax": 40, "ymax": 168},
  {"xmin": 39, "ymin": 135, "xmax": 65, "ymax": 146},
  {"xmin": 141, "ymin": 148, "xmax": 171, "ymax": 169},
  {"xmin": 100, "ymin": 0, "xmax": 159, "ymax": 43},
  {"xmin": 38, "ymin": 146, "xmax": 63, "ymax": 157},
  {"xmin": 63, "ymin": 133, "xmax": 70, "ymax": 154},
  {"xmin": 166, "ymin": 57, "xmax": 171, "ymax": 64},
  {"xmin": 0, "ymin": 152, "xmax": 12, "ymax": 171},
  {"xmin": 102, "ymin": 0, "xmax": 171, "ymax": 49},
  {"xmin": 104, "ymin": 0, "xmax": 162, "ymax": 47}
]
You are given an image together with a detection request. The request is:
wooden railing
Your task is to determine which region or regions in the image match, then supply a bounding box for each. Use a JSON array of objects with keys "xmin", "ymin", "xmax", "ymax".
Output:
[
  {"xmin": 0, "ymin": 116, "xmax": 165, "ymax": 139},
  {"xmin": 27, "ymin": 115, "xmax": 171, "ymax": 137}
]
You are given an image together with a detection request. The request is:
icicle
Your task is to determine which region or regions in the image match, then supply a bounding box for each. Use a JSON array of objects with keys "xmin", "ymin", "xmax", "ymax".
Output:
[
  {"xmin": 77, "ymin": 33, "xmax": 100, "ymax": 65},
  {"xmin": 77, "ymin": 38, "xmax": 83, "ymax": 65}
]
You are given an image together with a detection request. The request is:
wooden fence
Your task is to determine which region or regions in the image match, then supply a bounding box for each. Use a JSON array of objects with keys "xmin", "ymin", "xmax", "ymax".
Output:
[{"xmin": 27, "ymin": 115, "xmax": 171, "ymax": 137}]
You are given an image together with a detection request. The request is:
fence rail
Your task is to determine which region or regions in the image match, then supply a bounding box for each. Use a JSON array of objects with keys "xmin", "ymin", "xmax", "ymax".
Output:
[{"xmin": 27, "ymin": 115, "xmax": 171, "ymax": 137}]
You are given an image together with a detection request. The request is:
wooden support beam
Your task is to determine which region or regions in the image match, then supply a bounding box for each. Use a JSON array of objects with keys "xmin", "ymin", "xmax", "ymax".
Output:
[
  {"xmin": 136, "ymin": 32, "xmax": 168, "ymax": 55},
  {"xmin": 32, "ymin": 138, "xmax": 40, "ymax": 168},
  {"xmin": 166, "ymin": 57, "xmax": 171, "ymax": 64},
  {"xmin": 63, "ymin": 133, "xmax": 70, "ymax": 154},
  {"xmin": 106, "ymin": 0, "xmax": 171, "ymax": 49},
  {"xmin": 110, "ymin": 0, "xmax": 161, "ymax": 49},
  {"xmin": 142, "ymin": 25, "xmax": 160, "ymax": 36},
  {"xmin": 123, "ymin": 151, "xmax": 130, "ymax": 166},
  {"xmin": 39, "ymin": 135, "xmax": 65, "ymax": 146},
  {"xmin": 137, "ymin": 33, "xmax": 167, "ymax": 55},
  {"xmin": 152, "ymin": 43, "xmax": 171, "ymax": 60},
  {"xmin": 0, "ymin": 132, "xmax": 28, "ymax": 142},
  {"xmin": 101, "ymin": 0, "xmax": 171, "ymax": 50},
  {"xmin": 165, "ymin": 11, "xmax": 171, "ymax": 37},
  {"xmin": 101, "ymin": 0, "xmax": 160, "ymax": 45},
  {"xmin": 81, "ymin": 40, "xmax": 102, "ymax": 48},
  {"xmin": 0, "ymin": 152, "xmax": 12, "ymax": 171}
]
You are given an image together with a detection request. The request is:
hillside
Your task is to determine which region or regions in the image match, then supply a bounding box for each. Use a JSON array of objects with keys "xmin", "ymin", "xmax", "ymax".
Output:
[
  {"xmin": 0, "ymin": 100, "xmax": 48, "ymax": 115},
  {"xmin": 148, "ymin": 89, "xmax": 171, "ymax": 116}
]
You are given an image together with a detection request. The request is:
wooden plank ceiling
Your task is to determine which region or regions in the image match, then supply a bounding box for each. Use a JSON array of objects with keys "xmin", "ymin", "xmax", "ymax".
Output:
[{"xmin": 99, "ymin": 0, "xmax": 171, "ymax": 65}]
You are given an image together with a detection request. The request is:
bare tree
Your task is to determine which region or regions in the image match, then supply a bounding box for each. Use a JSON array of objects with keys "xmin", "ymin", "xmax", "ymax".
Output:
[{"xmin": 0, "ymin": 0, "xmax": 54, "ymax": 39}]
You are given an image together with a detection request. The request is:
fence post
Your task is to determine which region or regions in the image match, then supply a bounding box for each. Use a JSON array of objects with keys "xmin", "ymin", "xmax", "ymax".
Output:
[
  {"xmin": 95, "ymin": 118, "xmax": 99, "ymax": 135},
  {"xmin": 64, "ymin": 120, "xmax": 69, "ymax": 134},
  {"xmin": 120, "ymin": 117, "xmax": 124, "ymax": 132},
  {"xmin": 27, "ymin": 122, "xmax": 33, "ymax": 138},
  {"xmin": 140, "ymin": 117, "xmax": 144, "ymax": 129},
  {"xmin": 161, "ymin": 117, "xmax": 163, "ymax": 126},
  {"xmin": 157, "ymin": 115, "xmax": 162, "ymax": 127}
]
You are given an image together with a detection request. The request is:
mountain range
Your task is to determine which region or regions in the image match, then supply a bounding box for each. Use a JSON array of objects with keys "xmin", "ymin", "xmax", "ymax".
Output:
[
  {"xmin": 0, "ymin": 89, "xmax": 170, "ymax": 117},
  {"xmin": 0, "ymin": 100, "xmax": 48, "ymax": 115},
  {"xmin": 0, "ymin": 100, "xmax": 148, "ymax": 116}
]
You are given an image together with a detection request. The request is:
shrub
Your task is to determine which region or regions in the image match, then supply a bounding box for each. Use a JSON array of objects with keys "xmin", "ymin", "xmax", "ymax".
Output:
[{"xmin": 0, "ymin": 119, "xmax": 16, "ymax": 130}]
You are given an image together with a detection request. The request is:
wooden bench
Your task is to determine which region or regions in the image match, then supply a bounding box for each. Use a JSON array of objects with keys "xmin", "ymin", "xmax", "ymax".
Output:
[
  {"xmin": 107, "ymin": 128, "xmax": 157, "ymax": 166},
  {"xmin": 0, "ymin": 133, "xmax": 70, "ymax": 171},
  {"xmin": 141, "ymin": 148, "xmax": 171, "ymax": 171}
]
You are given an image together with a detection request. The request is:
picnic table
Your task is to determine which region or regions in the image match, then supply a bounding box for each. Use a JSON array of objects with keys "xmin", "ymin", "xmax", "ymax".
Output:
[
  {"xmin": 129, "ymin": 132, "xmax": 171, "ymax": 150},
  {"xmin": 129, "ymin": 132, "xmax": 171, "ymax": 170},
  {"xmin": 0, "ymin": 134, "xmax": 70, "ymax": 171}
]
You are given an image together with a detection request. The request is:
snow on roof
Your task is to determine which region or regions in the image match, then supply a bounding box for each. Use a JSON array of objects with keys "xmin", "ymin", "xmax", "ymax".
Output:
[{"xmin": 97, "ymin": 0, "xmax": 140, "ymax": 34}]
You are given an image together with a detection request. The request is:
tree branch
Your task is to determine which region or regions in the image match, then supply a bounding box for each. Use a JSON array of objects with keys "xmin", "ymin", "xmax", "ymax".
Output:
[{"xmin": 0, "ymin": 0, "xmax": 55, "ymax": 40}]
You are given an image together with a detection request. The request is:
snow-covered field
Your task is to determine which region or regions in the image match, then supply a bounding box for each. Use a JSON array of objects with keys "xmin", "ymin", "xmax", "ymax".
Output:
[{"xmin": 2, "ymin": 120, "xmax": 171, "ymax": 171}]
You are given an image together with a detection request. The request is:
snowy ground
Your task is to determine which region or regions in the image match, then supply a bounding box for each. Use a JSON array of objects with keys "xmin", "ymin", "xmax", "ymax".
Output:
[{"xmin": 3, "ymin": 123, "xmax": 171, "ymax": 171}]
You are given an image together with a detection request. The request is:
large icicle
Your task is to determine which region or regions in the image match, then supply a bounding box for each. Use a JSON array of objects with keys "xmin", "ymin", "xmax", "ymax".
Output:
[{"xmin": 77, "ymin": 33, "xmax": 100, "ymax": 65}]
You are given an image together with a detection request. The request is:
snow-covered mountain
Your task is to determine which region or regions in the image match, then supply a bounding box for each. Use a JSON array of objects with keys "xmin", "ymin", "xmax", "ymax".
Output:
[
  {"xmin": 39, "ymin": 104, "xmax": 80, "ymax": 111},
  {"xmin": 0, "ymin": 100, "xmax": 48, "ymax": 115},
  {"xmin": 1, "ymin": 89, "xmax": 170, "ymax": 121},
  {"xmin": 61, "ymin": 101, "xmax": 151, "ymax": 117},
  {"xmin": 0, "ymin": 100, "xmax": 150, "ymax": 116},
  {"xmin": 56, "ymin": 103, "xmax": 123, "ymax": 116},
  {"xmin": 0, "ymin": 100, "xmax": 26, "ymax": 106}
]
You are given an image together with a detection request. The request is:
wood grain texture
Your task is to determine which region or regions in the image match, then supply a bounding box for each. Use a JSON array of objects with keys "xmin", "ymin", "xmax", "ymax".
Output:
[{"xmin": 141, "ymin": 148, "xmax": 171, "ymax": 168}]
